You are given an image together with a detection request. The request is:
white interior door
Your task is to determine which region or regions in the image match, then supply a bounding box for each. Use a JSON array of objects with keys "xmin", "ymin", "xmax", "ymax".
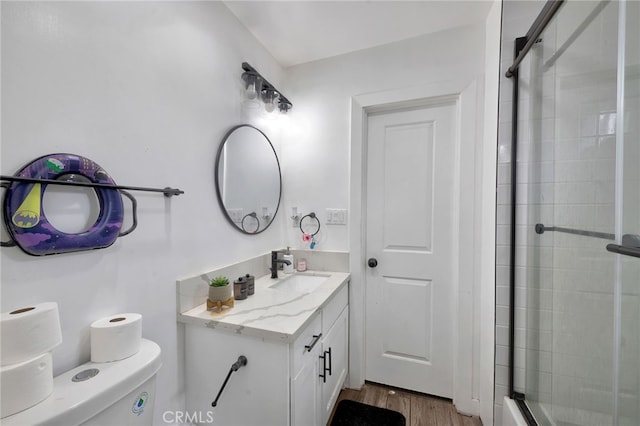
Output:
[{"xmin": 365, "ymin": 101, "xmax": 457, "ymax": 398}]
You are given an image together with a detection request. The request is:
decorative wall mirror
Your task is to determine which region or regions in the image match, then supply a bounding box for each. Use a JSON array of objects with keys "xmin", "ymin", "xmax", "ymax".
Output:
[{"xmin": 215, "ymin": 125, "xmax": 281, "ymax": 234}]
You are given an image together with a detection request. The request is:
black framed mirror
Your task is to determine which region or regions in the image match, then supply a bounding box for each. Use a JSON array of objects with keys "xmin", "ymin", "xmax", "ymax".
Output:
[{"xmin": 215, "ymin": 125, "xmax": 282, "ymax": 234}]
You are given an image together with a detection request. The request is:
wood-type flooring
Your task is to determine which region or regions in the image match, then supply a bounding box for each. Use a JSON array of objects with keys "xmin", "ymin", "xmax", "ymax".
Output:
[{"xmin": 329, "ymin": 382, "xmax": 483, "ymax": 426}]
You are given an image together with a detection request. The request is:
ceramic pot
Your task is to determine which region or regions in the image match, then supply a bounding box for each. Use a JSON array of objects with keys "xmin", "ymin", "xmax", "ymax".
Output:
[{"xmin": 209, "ymin": 284, "xmax": 232, "ymax": 302}]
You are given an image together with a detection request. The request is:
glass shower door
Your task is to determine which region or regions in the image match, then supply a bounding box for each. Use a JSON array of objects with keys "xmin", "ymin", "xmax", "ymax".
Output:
[
  {"xmin": 618, "ymin": 2, "xmax": 639, "ymax": 425},
  {"xmin": 518, "ymin": 1, "xmax": 624, "ymax": 424},
  {"xmin": 510, "ymin": 1, "xmax": 639, "ymax": 424}
]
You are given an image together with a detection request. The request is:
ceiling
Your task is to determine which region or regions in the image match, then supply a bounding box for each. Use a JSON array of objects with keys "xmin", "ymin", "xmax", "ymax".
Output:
[{"xmin": 224, "ymin": 1, "xmax": 494, "ymax": 68}]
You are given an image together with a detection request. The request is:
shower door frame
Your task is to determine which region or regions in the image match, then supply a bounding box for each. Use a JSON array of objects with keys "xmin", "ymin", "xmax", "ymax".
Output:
[{"xmin": 504, "ymin": 1, "xmax": 565, "ymax": 424}]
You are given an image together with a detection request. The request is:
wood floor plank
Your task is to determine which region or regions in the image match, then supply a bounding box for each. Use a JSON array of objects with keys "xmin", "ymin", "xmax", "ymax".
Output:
[
  {"xmin": 386, "ymin": 390, "xmax": 411, "ymax": 423},
  {"xmin": 410, "ymin": 394, "xmax": 438, "ymax": 426},
  {"xmin": 362, "ymin": 383, "xmax": 389, "ymax": 408},
  {"xmin": 461, "ymin": 414, "xmax": 483, "ymax": 426},
  {"xmin": 360, "ymin": 383, "xmax": 388, "ymax": 408},
  {"xmin": 337, "ymin": 388, "xmax": 361, "ymax": 403}
]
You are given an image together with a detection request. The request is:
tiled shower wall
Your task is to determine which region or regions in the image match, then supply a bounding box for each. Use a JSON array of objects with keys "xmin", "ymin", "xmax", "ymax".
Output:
[{"xmin": 496, "ymin": 1, "xmax": 639, "ymax": 425}]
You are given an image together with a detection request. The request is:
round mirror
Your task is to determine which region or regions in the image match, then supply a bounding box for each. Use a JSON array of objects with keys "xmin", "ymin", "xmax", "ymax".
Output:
[{"xmin": 215, "ymin": 125, "xmax": 282, "ymax": 234}]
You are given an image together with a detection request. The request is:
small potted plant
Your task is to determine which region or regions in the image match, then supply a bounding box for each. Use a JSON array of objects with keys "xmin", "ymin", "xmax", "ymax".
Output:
[{"xmin": 208, "ymin": 276, "xmax": 233, "ymax": 311}]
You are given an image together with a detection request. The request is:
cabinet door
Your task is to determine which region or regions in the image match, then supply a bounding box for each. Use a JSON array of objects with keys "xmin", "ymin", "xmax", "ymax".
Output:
[
  {"xmin": 320, "ymin": 306, "xmax": 349, "ymax": 425},
  {"xmin": 292, "ymin": 342, "xmax": 322, "ymax": 426}
]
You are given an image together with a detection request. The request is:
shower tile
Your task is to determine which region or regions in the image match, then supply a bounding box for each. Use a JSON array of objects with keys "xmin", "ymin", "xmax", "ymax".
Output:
[
  {"xmin": 496, "ymin": 205, "xmax": 511, "ymax": 225},
  {"xmin": 495, "ymin": 365, "xmax": 510, "ymax": 387},
  {"xmin": 496, "ymin": 327, "xmax": 510, "ymax": 350},
  {"xmin": 497, "ymin": 184, "xmax": 512, "ymax": 205},
  {"xmin": 526, "ymin": 370, "xmax": 552, "ymax": 394},
  {"xmin": 495, "ymin": 306, "xmax": 509, "ymax": 330},
  {"xmin": 496, "ymin": 245, "xmax": 511, "ymax": 266},
  {"xmin": 498, "ymin": 142, "xmax": 512, "ymax": 165},
  {"xmin": 595, "ymin": 135, "xmax": 616, "ymax": 159},
  {"xmin": 496, "ymin": 225, "xmax": 511, "ymax": 245},
  {"xmin": 592, "ymin": 158, "xmax": 615, "ymax": 181},
  {"xmin": 496, "ymin": 285, "xmax": 511, "ymax": 307},
  {"xmin": 496, "ymin": 266, "xmax": 510, "ymax": 287},
  {"xmin": 580, "ymin": 113, "xmax": 598, "ymax": 137},
  {"xmin": 540, "ymin": 117, "xmax": 556, "ymax": 143},
  {"xmin": 495, "ymin": 345, "xmax": 510, "ymax": 370},
  {"xmin": 498, "ymin": 163, "xmax": 511, "ymax": 185},
  {"xmin": 526, "ymin": 349, "xmax": 552, "ymax": 373},
  {"xmin": 530, "ymin": 161, "xmax": 554, "ymax": 183},
  {"xmin": 554, "ymin": 160, "xmax": 592, "ymax": 182},
  {"xmin": 556, "ymin": 115, "xmax": 580, "ymax": 140},
  {"xmin": 526, "ymin": 329, "xmax": 552, "ymax": 353}
]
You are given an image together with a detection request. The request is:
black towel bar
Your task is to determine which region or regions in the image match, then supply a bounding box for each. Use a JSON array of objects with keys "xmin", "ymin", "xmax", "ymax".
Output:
[{"xmin": 0, "ymin": 175, "xmax": 184, "ymax": 197}]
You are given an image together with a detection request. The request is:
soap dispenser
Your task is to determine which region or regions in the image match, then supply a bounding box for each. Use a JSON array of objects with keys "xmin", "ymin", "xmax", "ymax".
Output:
[{"xmin": 283, "ymin": 247, "xmax": 294, "ymax": 274}]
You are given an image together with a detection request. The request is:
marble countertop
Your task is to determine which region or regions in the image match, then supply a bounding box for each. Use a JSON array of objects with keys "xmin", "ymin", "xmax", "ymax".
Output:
[{"xmin": 178, "ymin": 271, "xmax": 350, "ymax": 343}]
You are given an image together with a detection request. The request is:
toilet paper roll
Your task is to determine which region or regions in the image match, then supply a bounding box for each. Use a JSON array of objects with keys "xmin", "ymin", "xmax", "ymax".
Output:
[
  {"xmin": 90, "ymin": 313, "xmax": 142, "ymax": 363},
  {"xmin": 1, "ymin": 302, "xmax": 62, "ymax": 366},
  {"xmin": 1, "ymin": 352, "xmax": 53, "ymax": 418}
]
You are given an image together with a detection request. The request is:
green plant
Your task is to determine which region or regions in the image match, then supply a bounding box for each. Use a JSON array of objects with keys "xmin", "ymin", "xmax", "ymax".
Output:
[{"xmin": 210, "ymin": 276, "xmax": 229, "ymax": 287}]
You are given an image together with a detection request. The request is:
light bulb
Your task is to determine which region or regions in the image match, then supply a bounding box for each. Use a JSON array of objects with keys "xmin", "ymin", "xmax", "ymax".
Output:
[
  {"xmin": 242, "ymin": 72, "xmax": 262, "ymax": 103},
  {"xmin": 264, "ymin": 100, "xmax": 276, "ymax": 113},
  {"xmin": 246, "ymin": 83, "xmax": 257, "ymax": 100},
  {"xmin": 262, "ymin": 89, "xmax": 279, "ymax": 114}
]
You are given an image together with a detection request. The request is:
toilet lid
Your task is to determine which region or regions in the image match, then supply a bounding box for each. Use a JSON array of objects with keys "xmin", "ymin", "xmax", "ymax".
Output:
[{"xmin": 1, "ymin": 339, "xmax": 161, "ymax": 425}]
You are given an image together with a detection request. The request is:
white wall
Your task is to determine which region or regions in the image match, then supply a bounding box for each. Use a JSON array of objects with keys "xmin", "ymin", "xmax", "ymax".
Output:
[
  {"xmin": 1, "ymin": 2, "xmax": 286, "ymax": 422},
  {"xmin": 282, "ymin": 23, "xmax": 486, "ymax": 251},
  {"xmin": 282, "ymin": 19, "xmax": 491, "ymax": 416}
]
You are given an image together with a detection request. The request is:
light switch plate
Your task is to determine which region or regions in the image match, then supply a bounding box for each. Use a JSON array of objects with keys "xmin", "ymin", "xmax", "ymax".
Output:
[{"xmin": 326, "ymin": 208, "xmax": 347, "ymax": 225}]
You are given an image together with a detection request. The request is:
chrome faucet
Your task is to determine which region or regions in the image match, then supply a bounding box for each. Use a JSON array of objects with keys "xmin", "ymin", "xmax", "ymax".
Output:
[{"xmin": 270, "ymin": 250, "xmax": 291, "ymax": 278}]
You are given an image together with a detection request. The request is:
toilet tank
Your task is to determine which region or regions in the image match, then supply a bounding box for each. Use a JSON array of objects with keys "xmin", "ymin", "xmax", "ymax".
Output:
[{"xmin": 2, "ymin": 339, "xmax": 162, "ymax": 426}]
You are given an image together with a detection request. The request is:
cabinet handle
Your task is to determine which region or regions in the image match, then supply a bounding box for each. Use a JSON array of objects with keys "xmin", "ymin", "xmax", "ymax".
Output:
[
  {"xmin": 319, "ymin": 348, "xmax": 331, "ymax": 383},
  {"xmin": 319, "ymin": 352, "xmax": 327, "ymax": 383},
  {"xmin": 305, "ymin": 333, "xmax": 322, "ymax": 352}
]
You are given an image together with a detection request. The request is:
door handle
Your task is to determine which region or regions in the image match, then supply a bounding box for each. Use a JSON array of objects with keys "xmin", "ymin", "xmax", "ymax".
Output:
[{"xmin": 368, "ymin": 258, "xmax": 378, "ymax": 268}]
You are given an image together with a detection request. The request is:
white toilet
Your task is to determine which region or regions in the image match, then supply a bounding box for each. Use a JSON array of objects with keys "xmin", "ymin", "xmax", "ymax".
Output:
[{"xmin": 2, "ymin": 339, "xmax": 162, "ymax": 425}]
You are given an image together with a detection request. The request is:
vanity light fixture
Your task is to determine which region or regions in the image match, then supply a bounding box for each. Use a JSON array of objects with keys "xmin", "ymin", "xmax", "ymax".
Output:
[
  {"xmin": 241, "ymin": 62, "xmax": 293, "ymax": 114},
  {"xmin": 278, "ymin": 100, "xmax": 292, "ymax": 114}
]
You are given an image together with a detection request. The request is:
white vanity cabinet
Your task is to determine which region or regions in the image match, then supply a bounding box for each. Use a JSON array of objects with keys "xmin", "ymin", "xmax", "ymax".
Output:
[
  {"xmin": 183, "ymin": 279, "xmax": 349, "ymax": 426},
  {"xmin": 319, "ymin": 306, "xmax": 348, "ymax": 424},
  {"xmin": 291, "ymin": 286, "xmax": 349, "ymax": 426}
]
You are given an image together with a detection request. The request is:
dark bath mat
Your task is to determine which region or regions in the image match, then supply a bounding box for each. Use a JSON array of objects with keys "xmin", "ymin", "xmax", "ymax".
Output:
[{"xmin": 330, "ymin": 399, "xmax": 406, "ymax": 426}]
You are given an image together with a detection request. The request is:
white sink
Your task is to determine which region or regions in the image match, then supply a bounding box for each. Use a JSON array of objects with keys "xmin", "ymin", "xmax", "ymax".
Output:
[{"xmin": 269, "ymin": 274, "xmax": 330, "ymax": 294}]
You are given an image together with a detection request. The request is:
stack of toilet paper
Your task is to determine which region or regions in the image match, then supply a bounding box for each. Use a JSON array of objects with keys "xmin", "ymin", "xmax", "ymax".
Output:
[
  {"xmin": 1, "ymin": 302, "xmax": 62, "ymax": 418},
  {"xmin": 90, "ymin": 313, "xmax": 142, "ymax": 362}
]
